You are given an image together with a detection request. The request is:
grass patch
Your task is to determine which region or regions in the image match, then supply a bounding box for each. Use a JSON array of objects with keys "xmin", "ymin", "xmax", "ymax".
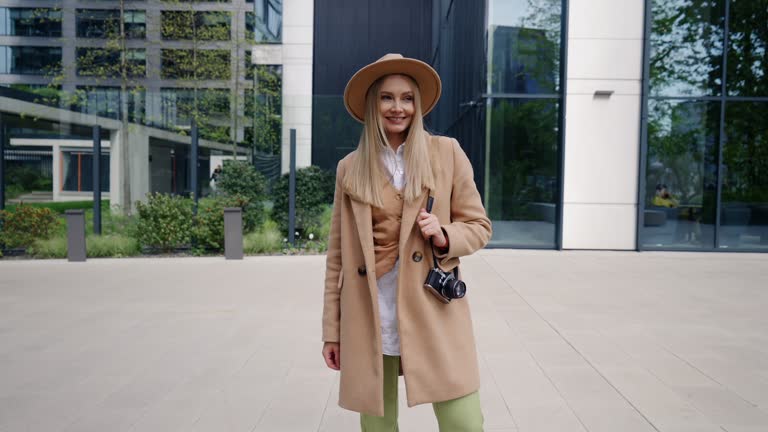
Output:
[
  {"xmin": 28, "ymin": 233, "xmax": 140, "ymax": 259},
  {"xmin": 27, "ymin": 236, "xmax": 67, "ymax": 259},
  {"xmin": 86, "ymin": 234, "xmax": 140, "ymax": 257},
  {"xmin": 244, "ymin": 220, "xmax": 283, "ymax": 254}
]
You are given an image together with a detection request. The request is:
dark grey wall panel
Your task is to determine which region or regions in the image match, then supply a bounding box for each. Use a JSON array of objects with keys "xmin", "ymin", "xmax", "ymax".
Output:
[{"xmin": 312, "ymin": 0, "xmax": 434, "ymax": 171}]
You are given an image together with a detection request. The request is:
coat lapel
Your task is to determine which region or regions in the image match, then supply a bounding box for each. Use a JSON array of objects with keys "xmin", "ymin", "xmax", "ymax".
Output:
[
  {"xmin": 350, "ymin": 198, "xmax": 376, "ymax": 273},
  {"xmin": 349, "ymin": 197, "xmax": 383, "ymax": 345},
  {"xmin": 399, "ymin": 135, "xmax": 437, "ymax": 258},
  {"xmin": 399, "ymin": 187, "xmax": 428, "ymax": 259}
]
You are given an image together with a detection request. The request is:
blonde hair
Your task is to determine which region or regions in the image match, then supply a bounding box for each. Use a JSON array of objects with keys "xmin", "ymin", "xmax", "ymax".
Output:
[{"xmin": 343, "ymin": 74, "xmax": 435, "ymax": 207}]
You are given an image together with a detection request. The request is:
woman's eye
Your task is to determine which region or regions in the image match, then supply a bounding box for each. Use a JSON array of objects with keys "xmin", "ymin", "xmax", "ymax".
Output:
[{"xmin": 382, "ymin": 95, "xmax": 392, "ymax": 100}]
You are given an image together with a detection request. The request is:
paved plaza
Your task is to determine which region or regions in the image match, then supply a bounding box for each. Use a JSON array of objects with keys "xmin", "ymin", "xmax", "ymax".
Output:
[{"xmin": 0, "ymin": 250, "xmax": 767, "ymax": 432}]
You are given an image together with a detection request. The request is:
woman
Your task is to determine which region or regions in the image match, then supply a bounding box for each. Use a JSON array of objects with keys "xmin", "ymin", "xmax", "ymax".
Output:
[{"xmin": 321, "ymin": 53, "xmax": 492, "ymax": 431}]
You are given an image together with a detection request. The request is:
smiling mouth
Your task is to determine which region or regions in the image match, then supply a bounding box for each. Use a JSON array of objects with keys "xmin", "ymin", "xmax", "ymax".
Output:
[{"xmin": 386, "ymin": 117, "xmax": 407, "ymax": 121}]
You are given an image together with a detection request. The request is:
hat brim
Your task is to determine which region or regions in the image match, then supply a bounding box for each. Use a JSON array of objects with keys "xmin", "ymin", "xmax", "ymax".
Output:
[{"xmin": 343, "ymin": 57, "xmax": 442, "ymax": 124}]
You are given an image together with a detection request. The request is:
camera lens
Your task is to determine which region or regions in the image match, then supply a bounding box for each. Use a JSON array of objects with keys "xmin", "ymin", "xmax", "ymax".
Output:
[{"xmin": 447, "ymin": 279, "xmax": 466, "ymax": 299}]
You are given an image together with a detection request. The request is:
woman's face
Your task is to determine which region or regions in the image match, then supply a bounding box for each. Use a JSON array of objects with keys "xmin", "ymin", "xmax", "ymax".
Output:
[{"xmin": 378, "ymin": 75, "xmax": 416, "ymax": 141}]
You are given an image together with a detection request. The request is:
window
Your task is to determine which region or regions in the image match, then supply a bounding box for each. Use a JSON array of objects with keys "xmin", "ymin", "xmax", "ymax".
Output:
[
  {"xmin": 161, "ymin": 49, "xmax": 230, "ymax": 80},
  {"xmin": 245, "ymin": 0, "xmax": 282, "ymax": 43},
  {"xmin": 641, "ymin": 0, "xmax": 768, "ymax": 251},
  {"xmin": 161, "ymin": 11, "xmax": 231, "ymax": 41},
  {"xmin": 245, "ymin": 65, "xmax": 282, "ymax": 154},
  {"xmin": 482, "ymin": 0, "xmax": 564, "ymax": 248},
  {"xmin": 76, "ymin": 9, "xmax": 146, "ymax": 39},
  {"xmin": 0, "ymin": 7, "xmax": 62, "ymax": 37},
  {"xmin": 0, "ymin": 46, "xmax": 61, "ymax": 75},
  {"xmin": 76, "ymin": 48, "xmax": 146, "ymax": 78},
  {"xmin": 72, "ymin": 86, "xmax": 145, "ymax": 122},
  {"xmin": 160, "ymin": 88, "xmax": 231, "ymax": 141}
]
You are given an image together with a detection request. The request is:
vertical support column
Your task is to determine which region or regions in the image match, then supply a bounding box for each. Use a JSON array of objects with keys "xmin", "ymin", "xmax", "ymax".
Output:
[
  {"xmin": 65, "ymin": 210, "xmax": 87, "ymax": 262},
  {"xmin": 288, "ymin": 128, "xmax": 297, "ymax": 245},
  {"xmin": 224, "ymin": 207, "xmax": 243, "ymax": 260},
  {"xmin": 93, "ymin": 125, "xmax": 102, "ymax": 235},
  {"xmin": 0, "ymin": 113, "xmax": 5, "ymax": 212},
  {"xmin": 190, "ymin": 118, "xmax": 199, "ymax": 215}
]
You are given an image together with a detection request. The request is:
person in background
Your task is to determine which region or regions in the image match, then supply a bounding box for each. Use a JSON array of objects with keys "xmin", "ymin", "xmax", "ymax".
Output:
[{"xmin": 653, "ymin": 184, "xmax": 678, "ymax": 208}]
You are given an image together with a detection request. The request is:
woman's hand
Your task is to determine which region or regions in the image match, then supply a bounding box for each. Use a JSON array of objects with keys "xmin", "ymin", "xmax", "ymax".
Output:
[
  {"xmin": 322, "ymin": 342, "xmax": 341, "ymax": 370},
  {"xmin": 418, "ymin": 209, "xmax": 448, "ymax": 248}
]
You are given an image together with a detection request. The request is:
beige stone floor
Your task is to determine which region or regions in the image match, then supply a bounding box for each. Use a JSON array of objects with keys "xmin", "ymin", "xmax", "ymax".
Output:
[{"xmin": 0, "ymin": 250, "xmax": 767, "ymax": 431}]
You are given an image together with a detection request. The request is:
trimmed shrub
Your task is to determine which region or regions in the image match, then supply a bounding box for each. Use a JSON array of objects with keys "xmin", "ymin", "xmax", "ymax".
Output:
[
  {"xmin": 273, "ymin": 166, "xmax": 335, "ymax": 234},
  {"xmin": 135, "ymin": 193, "xmax": 194, "ymax": 252},
  {"xmin": 192, "ymin": 195, "xmax": 249, "ymax": 251},
  {"xmin": 0, "ymin": 203, "xmax": 60, "ymax": 249},
  {"xmin": 216, "ymin": 160, "xmax": 268, "ymax": 232},
  {"xmin": 217, "ymin": 160, "xmax": 268, "ymax": 203}
]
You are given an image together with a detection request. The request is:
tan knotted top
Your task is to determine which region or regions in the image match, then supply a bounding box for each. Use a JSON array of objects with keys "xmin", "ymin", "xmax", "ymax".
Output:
[{"xmin": 371, "ymin": 179, "xmax": 404, "ymax": 277}]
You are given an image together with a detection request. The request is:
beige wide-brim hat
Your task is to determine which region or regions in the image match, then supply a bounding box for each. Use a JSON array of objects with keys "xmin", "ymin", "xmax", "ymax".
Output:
[{"xmin": 343, "ymin": 53, "xmax": 442, "ymax": 123}]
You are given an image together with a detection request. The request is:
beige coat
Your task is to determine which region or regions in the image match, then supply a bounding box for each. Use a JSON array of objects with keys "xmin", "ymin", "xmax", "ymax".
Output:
[{"xmin": 322, "ymin": 134, "xmax": 492, "ymax": 416}]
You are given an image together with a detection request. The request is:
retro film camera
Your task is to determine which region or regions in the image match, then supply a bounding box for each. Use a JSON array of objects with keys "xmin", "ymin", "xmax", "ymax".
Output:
[{"xmin": 423, "ymin": 196, "xmax": 467, "ymax": 304}]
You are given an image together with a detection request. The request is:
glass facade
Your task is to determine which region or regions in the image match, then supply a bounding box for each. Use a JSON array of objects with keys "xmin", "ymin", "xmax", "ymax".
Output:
[
  {"xmin": 73, "ymin": 86, "xmax": 146, "ymax": 123},
  {"xmin": 76, "ymin": 48, "xmax": 146, "ymax": 78},
  {"xmin": 641, "ymin": 0, "xmax": 768, "ymax": 251},
  {"xmin": 2, "ymin": 1, "xmax": 283, "ymax": 212},
  {"xmin": 161, "ymin": 11, "xmax": 231, "ymax": 41},
  {"xmin": 0, "ymin": 7, "xmax": 62, "ymax": 37},
  {"xmin": 0, "ymin": 46, "xmax": 61, "ymax": 75},
  {"xmin": 161, "ymin": 49, "xmax": 231, "ymax": 80},
  {"xmin": 246, "ymin": 0, "xmax": 282, "ymax": 43},
  {"xmin": 62, "ymin": 151, "xmax": 110, "ymax": 193},
  {"xmin": 76, "ymin": 9, "xmax": 146, "ymax": 39},
  {"xmin": 484, "ymin": 0, "xmax": 564, "ymax": 248}
]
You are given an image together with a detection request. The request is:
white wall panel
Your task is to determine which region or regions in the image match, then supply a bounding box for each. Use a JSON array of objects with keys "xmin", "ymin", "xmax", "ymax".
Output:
[
  {"xmin": 568, "ymin": 0, "xmax": 644, "ymax": 39},
  {"xmin": 562, "ymin": 203, "xmax": 637, "ymax": 250},
  {"xmin": 564, "ymin": 94, "xmax": 640, "ymax": 205}
]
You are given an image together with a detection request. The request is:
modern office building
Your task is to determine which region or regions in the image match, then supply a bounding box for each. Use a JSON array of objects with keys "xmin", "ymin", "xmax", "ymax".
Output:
[
  {"xmin": 1, "ymin": 0, "xmax": 766, "ymax": 252},
  {"xmin": 0, "ymin": 0, "xmax": 300, "ymax": 210}
]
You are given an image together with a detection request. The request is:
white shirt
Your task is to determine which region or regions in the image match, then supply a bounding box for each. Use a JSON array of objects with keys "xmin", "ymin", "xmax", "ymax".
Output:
[{"xmin": 378, "ymin": 143, "xmax": 405, "ymax": 356}]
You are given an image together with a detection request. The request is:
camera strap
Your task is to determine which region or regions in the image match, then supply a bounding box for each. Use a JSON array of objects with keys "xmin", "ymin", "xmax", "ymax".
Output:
[
  {"xmin": 425, "ymin": 194, "xmax": 458, "ymax": 278},
  {"xmin": 426, "ymin": 195, "xmax": 440, "ymax": 269}
]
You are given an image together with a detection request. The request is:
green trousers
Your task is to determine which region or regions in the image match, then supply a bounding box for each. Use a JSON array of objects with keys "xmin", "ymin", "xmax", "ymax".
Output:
[{"xmin": 360, "ymin": 355, "xmax": 484, "ymax": 431}]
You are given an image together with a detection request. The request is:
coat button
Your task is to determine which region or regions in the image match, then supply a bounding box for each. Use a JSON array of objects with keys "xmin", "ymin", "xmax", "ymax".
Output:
[
  {"xmin": 357, "ymin": 265, "xmax": 367, "ymax": 276},
  {"xmin": 412, "ymin": 251, "xmax": 423, "ymax": 262}
]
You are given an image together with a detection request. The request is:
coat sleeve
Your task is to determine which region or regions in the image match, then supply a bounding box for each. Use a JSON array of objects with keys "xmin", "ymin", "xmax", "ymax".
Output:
[
  {"xmin": 322, "ymin": 161, "xmax": 345, "ymax": 342},
  {"xmin": 434, "ymin": 138, "xmax": 492, "ymax": 268}
]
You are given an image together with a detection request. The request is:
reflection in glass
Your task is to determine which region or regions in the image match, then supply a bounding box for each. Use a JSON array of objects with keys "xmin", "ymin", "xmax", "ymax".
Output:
[
  {"xmin": 0, "ymin": 46, "xmax": 61, "ymax": 75},
  {"xmin": 76, "ymin": 9, "xmax": 146, "ymax": 39},
  {"xmin": 161, "ymin": 11, "xmax": 231, "ymax": 41},
  {"xmin": 72, "ymin": 86, "xmax": 145, "ymax": 123},
  {"xmin": 245, "ymin": 65, "xmax": 282, "ymax": 155},
  {"xmin": 726, "ymin": 0, "xmax": 767, "ymax": 97},
  {"xmin": 642, "ymin": 100, "xmax": 719, "ymax": 248},
  {"xmin": 76, "ymin": 48, "xmax": 146, "ymax": 78},
  {"xmin": 0, "ymin": 8, "xmax": 62, "ymax": 37},
  {"xmin": 649, "ymin": 0, "xmax": 725, "ymax": 96},
  {"xmin": 62, "ymin": 152, "xmax": 110, "ymax": 193},
  {"xmin": 488, "ymin": 0, "xmax": 560, "ymax": 94},
  {"xmin": 486, "ymin": 98, "xmax": 559, "ymax": 248},
  {"xmin": 720, "ymin": 102, "xmax": 768, "ymax": 249},
  {"xmin": 161, "ymin": 49, "xmax": 230, "ymax": 80},
  {"xmin": 246, "ymin": 0, "xmax": 282, "ymax": 43}
]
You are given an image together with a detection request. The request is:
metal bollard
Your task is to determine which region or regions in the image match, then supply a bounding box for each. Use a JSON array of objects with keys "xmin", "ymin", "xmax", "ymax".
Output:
[
  {"xmin": 223, "ymin": 207, "xmax": 243, "ymax": 260},
  {"xmin": 65, "ymin": 210, "xmax": 86, "ymax": 262}
]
